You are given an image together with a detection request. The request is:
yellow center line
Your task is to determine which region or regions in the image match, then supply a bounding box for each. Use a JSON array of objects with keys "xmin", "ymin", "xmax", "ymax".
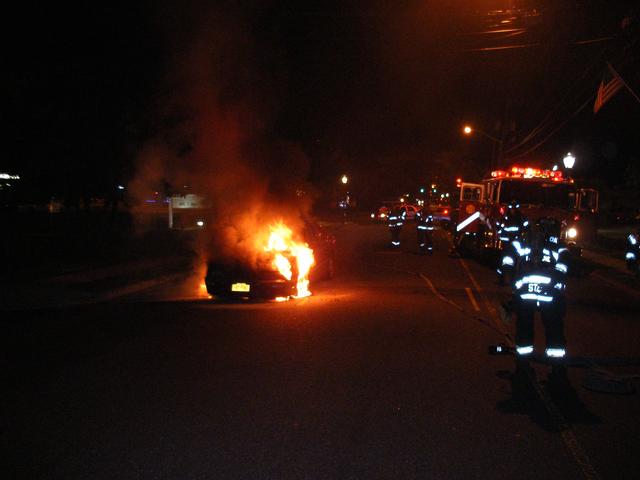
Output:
[
  {"xmin": 458, "ymin": 258, "xmax": 510, "ymax": 341},
  {"xmin": 464, "ymin": 287, "xmax": 481, "ymax": 311}
]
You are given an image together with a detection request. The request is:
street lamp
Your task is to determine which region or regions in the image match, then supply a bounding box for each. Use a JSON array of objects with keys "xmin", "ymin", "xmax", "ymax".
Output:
[
  {"xmin": 341, "ymin": 174, "xmax": 348, "ymax": 185},
  {"xmin": 462, "ymin": 123, "xmax": 504, "ymax": 168},
  {"xmin": 563, "ymin": 152, "xmax": 575, "ymax": 170},
  {"xmin": 462, "ymin": 124, "xmax": 502, "ymax": 144}
]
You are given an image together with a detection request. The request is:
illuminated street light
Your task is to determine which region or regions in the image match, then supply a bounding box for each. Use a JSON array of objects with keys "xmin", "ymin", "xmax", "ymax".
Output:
[
  {"xmin": 563, "ymin": 152, "xmax": 576, "ymax": 169},
  {"xmin": 462, "ymin": 124, "xmax": 501, "ymax": 144},
  {"xmin": 341, "ymin": 174, "xmax": 348, "ymax": 184},
  {"xmin": 461, "ymin": 123, "xmax": 503, "ymax": 167}
]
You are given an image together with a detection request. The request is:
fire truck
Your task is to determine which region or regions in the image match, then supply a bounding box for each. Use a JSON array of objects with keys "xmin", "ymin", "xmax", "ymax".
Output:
[{"xmin": 453, "ymin": 166, "xmax": 598, "ymax": 257}]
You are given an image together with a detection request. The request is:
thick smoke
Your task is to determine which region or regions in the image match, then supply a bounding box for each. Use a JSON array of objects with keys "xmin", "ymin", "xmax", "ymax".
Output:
[{"xmin": 130, "ymin": 2, "xmax": 314, "ymax": 270}]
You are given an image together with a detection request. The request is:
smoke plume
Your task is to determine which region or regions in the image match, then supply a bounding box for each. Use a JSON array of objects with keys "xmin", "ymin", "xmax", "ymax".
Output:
[{"xmin": 130, "ymin": 2, "xmax": 314, "ymax": 269}]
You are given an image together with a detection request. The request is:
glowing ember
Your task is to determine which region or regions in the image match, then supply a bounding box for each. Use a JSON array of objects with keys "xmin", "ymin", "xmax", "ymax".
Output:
[{"xmin": 264, "ymin": 222, "xmax": 315, "ymax": 298}]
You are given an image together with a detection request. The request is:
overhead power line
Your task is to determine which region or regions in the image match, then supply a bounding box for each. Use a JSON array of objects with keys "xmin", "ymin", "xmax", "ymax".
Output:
[
  {"xmin": 506, "ymin": 94, "xmax": 594, "ymax": 161},
  {"xmin": 465, "ymin": 36, "xmax": 613, "ymax": 52},
  {"xmin": 503, "ymin": 49, "xmax": 607, "ymax": 157}
]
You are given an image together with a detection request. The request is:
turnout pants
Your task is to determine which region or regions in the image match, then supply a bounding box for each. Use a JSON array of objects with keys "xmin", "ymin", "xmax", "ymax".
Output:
[
  {"xmin": 417, "ymin": 229, "xmax": 433, "ymax": 252},
  {"xmin": 389, "ymin": 226, "xmax": 401, "ymax": 246},
  {"xmin": 515, "ymin": 297, "xmax": 566, "ymax": 358}
]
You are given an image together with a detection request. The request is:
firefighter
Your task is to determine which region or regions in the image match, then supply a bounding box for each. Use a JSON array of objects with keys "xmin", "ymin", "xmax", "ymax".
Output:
[
  {"xmin": 626, "ymin": 229, "xmax": 640, "ymax": 277},
  {"xmin": 416, "ymin": 208, "xmax": 434, "ymax": 254},
  {"xmin": 387, "ymin": 206, "xmax": 406, "ymax": 248},
  {"xmin": 496, "ymin": 202, "xmax": 529, "ymax": 285},
  {"xmin": 497, "ymin": 201, "xmax": 528, "ymax": 246},
  {"xmin": 505, "ymin": 216, "xmax": 569, "ymax": 371}
]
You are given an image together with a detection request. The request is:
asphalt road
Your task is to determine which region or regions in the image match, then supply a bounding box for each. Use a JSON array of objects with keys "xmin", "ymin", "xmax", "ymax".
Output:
[{"xmin": 3, "ymin": 222, "xmax": 640, "ymax": 479}]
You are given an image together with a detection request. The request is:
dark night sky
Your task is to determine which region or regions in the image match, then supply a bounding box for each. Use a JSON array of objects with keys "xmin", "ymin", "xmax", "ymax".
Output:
[{"xmin": 3, "ymin": 1, "xmax": 639, "ymax": 204}]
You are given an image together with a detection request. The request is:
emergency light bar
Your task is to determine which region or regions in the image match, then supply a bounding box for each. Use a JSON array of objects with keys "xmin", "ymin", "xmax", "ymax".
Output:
[{"xmin": 490, "ymin": 166, "xmax": 564, "ymax": 181}]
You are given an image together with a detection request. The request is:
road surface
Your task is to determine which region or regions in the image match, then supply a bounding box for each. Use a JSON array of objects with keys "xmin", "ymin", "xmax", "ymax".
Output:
[{"xmin": 3, "ymin": 222, "xmax": 640, "ymax": 479}]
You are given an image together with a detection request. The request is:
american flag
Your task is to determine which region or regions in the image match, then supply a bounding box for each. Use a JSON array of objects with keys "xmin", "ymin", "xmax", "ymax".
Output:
[{"xmin": 593, "ymin": 63, "xmax": 625, "ymax": 114}]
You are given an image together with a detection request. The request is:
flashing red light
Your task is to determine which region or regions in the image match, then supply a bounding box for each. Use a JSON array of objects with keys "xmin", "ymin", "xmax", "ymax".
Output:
[
  {"xmin": 444, "ymin": 209, "xmax": 449, "ymax": 214},
  {"xmin": 499, "ymin": 207, "xmax": 505, "ymax": 215},
  {"xmin": 573, "ymin": 214, "xmax": 580, "ymax": 221},
  {"xmin": 492, "ymin": 166, "xmax": 565, "ymax": 180}
]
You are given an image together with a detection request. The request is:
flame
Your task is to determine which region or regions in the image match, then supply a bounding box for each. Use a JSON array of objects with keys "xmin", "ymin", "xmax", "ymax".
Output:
[
  {"xmin": 199, "ymin": 281, "xmax": 212, "ymax": 299},
  {"xmin": 273, "ymin": 253, "xmax": 292, "ymax": 280},
  {"xmin": 264, "ymin": 222, "xmax": 315, "ymax": 298}
]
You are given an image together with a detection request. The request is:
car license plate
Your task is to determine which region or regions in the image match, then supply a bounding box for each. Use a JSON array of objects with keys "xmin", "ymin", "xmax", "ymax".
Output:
[{"xmin": 231, "ymin": 282, "xmax": 250, "ymax": 293}]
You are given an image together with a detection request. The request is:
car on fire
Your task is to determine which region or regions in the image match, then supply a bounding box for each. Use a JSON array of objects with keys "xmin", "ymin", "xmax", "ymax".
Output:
[{"xmin": 204, "ymin": 219, "xmax": 335, "ymax": 300}]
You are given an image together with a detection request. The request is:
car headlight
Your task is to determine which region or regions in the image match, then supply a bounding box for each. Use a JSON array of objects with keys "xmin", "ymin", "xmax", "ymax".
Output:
[
  {"xmin": 567, "ymin": 227, "xmax": 578, "ymax": 239},
  {"xmin": 370, "ymin": 213, "xmax": 375, "ymax": 219}
]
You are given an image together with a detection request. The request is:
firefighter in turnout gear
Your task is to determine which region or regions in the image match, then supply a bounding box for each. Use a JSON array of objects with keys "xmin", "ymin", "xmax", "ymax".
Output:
[
  {"xmin": 388, "ymin": 207, "xmax": 406, "ymax": 248},
  {"xmin": 496, "ymin": 202, "xmax": 529, "ymax": 285},
  {"xmin": 626, "ymin": 229, "xmax": 640, "ymax": 277},
  {"xmin": 497, "ymin": 201, "xmax": 528, "ymax": 245},
  {"xmin": 416, "ymin": 209, "xmax": 434, "ymax": 254},
  {"xmin": 505, "ymin": 216, "xmax": 569, "ymax": 367}
]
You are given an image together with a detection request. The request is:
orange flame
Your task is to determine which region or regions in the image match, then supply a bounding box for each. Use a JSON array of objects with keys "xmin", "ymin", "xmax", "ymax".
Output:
[
  {"xmin": 264, "ymin": 222, "xmax": 315, "ymax": 298},
  {"xmin": 199, "ymin": 281, "xmax": 212, "ymax": 299}
]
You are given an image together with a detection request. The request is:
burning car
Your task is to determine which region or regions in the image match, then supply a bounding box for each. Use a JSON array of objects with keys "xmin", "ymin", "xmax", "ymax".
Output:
[
  {"xmin": 205, "ymin": 256, "xmax": 298, "ymax": 300},
  {"xmin": 204, "ymin": 219, "xmax": 335, "ymax": 301}
]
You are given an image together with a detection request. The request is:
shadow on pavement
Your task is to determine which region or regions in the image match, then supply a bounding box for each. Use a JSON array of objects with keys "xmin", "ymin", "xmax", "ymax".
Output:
[
  {"xmin": 495, "ymin": 367, "xmax": 600, "ymax": 432},
  {"xmin": 543, "ymin": 369, "xmax": 601, "ymax": 426}
]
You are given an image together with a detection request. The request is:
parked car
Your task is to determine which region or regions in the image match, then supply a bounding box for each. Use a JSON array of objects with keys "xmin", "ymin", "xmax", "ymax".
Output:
[
  {"xmin": 371, "ymin": 202, "xmax": 397, "ymax": 222},
  {"xmin": 399, "ymin": 204, "xmax": 419, "ymax": 222},
  {"xmin": 429, "ymin": 204, "xmax": 451, "ymax": 227}
]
